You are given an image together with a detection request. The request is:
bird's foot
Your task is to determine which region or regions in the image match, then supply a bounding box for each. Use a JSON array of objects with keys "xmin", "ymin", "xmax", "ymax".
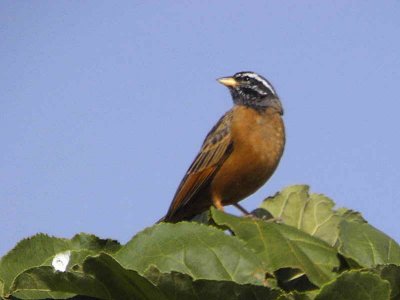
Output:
[
  {"xmin": 241, "ymin": 208, "xmax": 283, "ymax": 223},
  {"xmin": 264, "ymin": 216, "xmax": 283, "ymax": 223},
  {"xmin": 244, "ymin": 214, "xmax": 283, "ymax": 223}
]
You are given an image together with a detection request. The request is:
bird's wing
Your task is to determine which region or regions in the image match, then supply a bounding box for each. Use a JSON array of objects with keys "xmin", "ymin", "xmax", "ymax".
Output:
[{"xmin": 164, "ymin": 110, "xmax": 234, "ymax": 221}]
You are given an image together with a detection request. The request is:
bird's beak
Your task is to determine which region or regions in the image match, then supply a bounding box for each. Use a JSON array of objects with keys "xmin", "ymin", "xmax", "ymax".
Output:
[{"xmin": 217, "ymin": 77, "xmax": 239, "ymax": 87}]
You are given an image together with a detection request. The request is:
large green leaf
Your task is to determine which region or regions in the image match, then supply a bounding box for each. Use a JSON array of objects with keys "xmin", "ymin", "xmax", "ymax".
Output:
[
  {"xmin": 113, "ymin": 222, "xmax": 265, "ymax": 285},
  {"xmin": 83, "ymin": 253, "xmax": 168, "ymax": 300},
  {"xmin": 336, "ymin": 208, "xmax": 366, "ymax": 223},
  {"xmin": 145, "ymin": 267, "xmax": 283, "ymax": 300},
  {"xmin": 211, "ymin": 208, "xmax": 340, "ymax": 287},
  {"xmin": 9, "ymin": 253, "xmax": 168, "ymax": 300},
  {"xmin": 0, "ymin": 234, "xmax": 69, "ymax": 297},
  {"xmin": 278, "ymin": 290, "xmax": 318, "ymax": 300},
  {"xmin": 0, "ymin": 233, "xmax": 120, "ymax": 298},
  {"xmin": 70, "ymin": 234, "xmax": 121, "ymax": 253},
  {"xmin": 372, "ymin": 264, "xmax": 400, "ymax": 300},
  {"xmin": 10, "ymin": 266, "xmax": 109, "ymax": 300},
  {"xmin": 260, "ymin": 185, "xmax": 344, "ymax": 246},
  {"xmin": 315, "ymin": 270, "xmax": 390, "ymax": 300},
  {"xmin": 0, "ymin": 280, "xmax": 3, "ymax": 300},
  {"xmin": 338, "ymin": 221, "xmax": 400, "ymax": 268}
]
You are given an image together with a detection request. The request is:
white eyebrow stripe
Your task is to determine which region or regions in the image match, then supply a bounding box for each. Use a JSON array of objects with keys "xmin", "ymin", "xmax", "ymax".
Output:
[{"xmin": 241, "ymin": 73, "xmax": 277, "ymax": 95}]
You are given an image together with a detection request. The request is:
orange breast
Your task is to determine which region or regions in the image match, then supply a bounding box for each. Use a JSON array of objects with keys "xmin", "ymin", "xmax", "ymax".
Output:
[{"xmin": 210, "ymin": 105, "xmax": 285, "ymax": 204}]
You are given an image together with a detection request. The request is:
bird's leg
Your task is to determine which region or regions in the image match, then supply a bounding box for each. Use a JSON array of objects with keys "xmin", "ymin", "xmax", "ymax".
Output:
[
  {"xmin": 212, "ymin": 194, "xmax": 224, "ymax": 211},
  {"xmin": 233, "ymin": 204, "xmax": 281, "ymax": 222},
  {"xmin": 233, "ymin": 203, "xmax": 250, "ymax": 215}
]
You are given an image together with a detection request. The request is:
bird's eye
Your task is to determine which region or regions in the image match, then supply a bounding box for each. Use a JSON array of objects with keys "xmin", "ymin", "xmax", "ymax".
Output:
[{"xmin": 242, "ymin": 76, "xmax": 250, "ymax": 81}]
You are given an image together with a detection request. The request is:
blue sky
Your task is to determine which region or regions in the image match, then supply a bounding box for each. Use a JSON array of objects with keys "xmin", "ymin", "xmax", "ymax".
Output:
[{"xmin": 1, "ymin": 1, "xmax": 400, "ymax": 255}]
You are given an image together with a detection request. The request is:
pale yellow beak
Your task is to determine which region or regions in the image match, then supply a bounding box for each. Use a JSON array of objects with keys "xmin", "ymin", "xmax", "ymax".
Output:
[{"xmin": 217, "ymin": 77, "xmax": 239, "ymax": 87}]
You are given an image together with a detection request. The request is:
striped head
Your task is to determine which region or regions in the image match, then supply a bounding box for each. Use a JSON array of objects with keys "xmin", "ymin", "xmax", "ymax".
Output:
[{"xmin": 218, "ymin": 71, "xmax": 282, "ymax": 114}]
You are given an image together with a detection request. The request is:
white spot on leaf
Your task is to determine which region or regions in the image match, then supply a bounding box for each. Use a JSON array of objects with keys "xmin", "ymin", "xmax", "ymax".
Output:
[{"xmin": 52, "ymin": 250, "xmax": 71, "ymax": 272}]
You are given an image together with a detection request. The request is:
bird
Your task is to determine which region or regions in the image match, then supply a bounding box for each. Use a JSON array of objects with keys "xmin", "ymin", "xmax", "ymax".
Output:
[{"xmin": 160, "ymin": 71, "xmax": 285, "ymax": 223}]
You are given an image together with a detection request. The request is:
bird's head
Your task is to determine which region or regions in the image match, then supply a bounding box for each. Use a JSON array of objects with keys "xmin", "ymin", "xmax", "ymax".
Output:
[{"xmin": 218, "ymin": 71, "xmax": 283, "ymax": 114}]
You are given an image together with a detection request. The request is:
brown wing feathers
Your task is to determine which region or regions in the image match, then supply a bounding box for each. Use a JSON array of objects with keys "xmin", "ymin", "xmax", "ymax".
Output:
[{"xmin": 161, "ymin": 111, "xmax": 234, "ymax": 222}]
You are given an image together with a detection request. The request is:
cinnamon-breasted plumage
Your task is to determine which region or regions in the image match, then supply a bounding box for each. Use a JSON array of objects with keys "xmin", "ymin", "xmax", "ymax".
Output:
[{"xmin": 160, "ymin": 71, "xmax": 285, "ymax": 222}]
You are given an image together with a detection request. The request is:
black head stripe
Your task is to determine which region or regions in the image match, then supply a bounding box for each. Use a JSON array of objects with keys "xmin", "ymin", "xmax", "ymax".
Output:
[{"xmin": 234, "ymin": 72, "xmax": 277, "ymax": 96}]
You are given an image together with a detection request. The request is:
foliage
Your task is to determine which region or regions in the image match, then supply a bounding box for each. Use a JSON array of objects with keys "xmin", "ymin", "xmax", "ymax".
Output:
[{"xmin": 1, "ymin": 185, "xmax": 399, "ymax": 299}]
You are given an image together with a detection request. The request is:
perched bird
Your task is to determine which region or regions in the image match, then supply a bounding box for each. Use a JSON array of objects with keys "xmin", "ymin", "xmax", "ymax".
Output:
[{"xmin": 160, "ymin": 71, "xmax": 285, "ymax": 223}]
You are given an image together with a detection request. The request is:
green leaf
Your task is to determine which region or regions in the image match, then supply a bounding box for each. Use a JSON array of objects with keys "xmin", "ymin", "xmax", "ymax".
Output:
[
  {"xmin": 10, "ymin": 266, "xmax": 109, "ymax": 300},
  {"xmin": 10, "ymin": 254, "xmax": 170, "ymax": 300},
  {"xmin": 211, "ymin": 208, "xmax": 340, "ymax": 287},
  {"xmin": 0, "ymin": 280, "xmax": 3, "ymax": 298},
  {"xmin": 83, "ymin": 253, "xmax": 168, "ymax": 300},
  {"xmin": 315, "ymin": 270, "xmax": 390, "ymax": 300},
  {"xmin": 113, "ymin": 222, "xmax": 265, "ymax": 285},
  {"xmin": 70, "ymin": 234, "xmax": 121, "ymax": 253},
  {"xmin": 260, "ymin": 185, "xmax": 342, "ymax": 246},
  {"xmin": 279, "ymin": 290, "xmax": 318, "ymax": 300},
  {"xmin": 0, "ymin": 234, "xmax": 69, "ymax": 297},
  {"xmin": 374, "ymin": 264, "xmax": 400, "ymax": 299},
  {"xmin": 336, "ymin": 208, "xmax": 366, "ymax": 223},
  {"xmin": 338, "ymin": 221, "xmax": 400, "ymax": 267},
  {"xmin": 145, "ymin": 267, "xmax": 284, "ymax": 300},
  {"xmin": 0, "ymin": 233, "xmax": 120, "ymax": 298}
]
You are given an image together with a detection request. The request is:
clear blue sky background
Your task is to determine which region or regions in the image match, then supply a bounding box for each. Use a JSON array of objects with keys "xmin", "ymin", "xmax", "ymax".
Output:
[{"xmin": 1, "ymin": 1, "xmax": 400, "ymax": 256}]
